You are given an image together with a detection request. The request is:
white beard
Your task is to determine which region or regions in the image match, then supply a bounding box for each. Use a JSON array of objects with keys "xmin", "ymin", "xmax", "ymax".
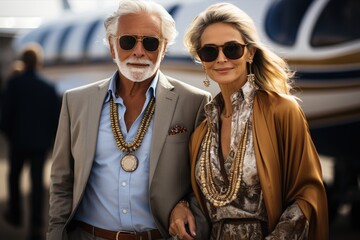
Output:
[{"xmin": 113, "ymin": 47, "xmax": 162, "ymax": 82}]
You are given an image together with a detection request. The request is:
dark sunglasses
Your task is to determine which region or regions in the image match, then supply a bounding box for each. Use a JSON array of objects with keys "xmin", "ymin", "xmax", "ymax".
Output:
[
  {"xmin": 117, "ymin": 35, "xmax": 161, "ymax": 52},
  {"xmin": 197, "ymin": 41, "xmax": 248, "ymax": 62}
]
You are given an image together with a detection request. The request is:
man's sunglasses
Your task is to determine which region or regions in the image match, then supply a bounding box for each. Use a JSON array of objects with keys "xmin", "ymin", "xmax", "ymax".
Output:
[
  {"xmin": 116, "ymin": 35, "xmax": 161, "ymax": 52},
  {"xmin": 197, "ymin": 41, "xmax": 248, "ymax": 62}
]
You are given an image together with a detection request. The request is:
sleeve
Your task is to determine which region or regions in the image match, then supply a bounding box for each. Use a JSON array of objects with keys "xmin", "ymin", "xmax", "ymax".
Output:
[
  {"xmin": 194, "ymin": 92, "xmax": 211, "ymax": 128},
  {"xmin": 265, "ymin": 202, "xmax": 309, "ymax": 239},
  {"xmin": 277, "ymin": 98, "xmax": 329, "ymax": 239},
  {"xmin": 0, "ymin": 78, "xmax": 16, "ymax": 138},
  {"xmin": 47, "ymin": 91, "xmax": 74, "ymax": 240}
]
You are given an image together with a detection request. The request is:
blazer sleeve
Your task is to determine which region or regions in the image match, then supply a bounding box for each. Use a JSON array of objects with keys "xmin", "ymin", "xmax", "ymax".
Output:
[{"xmin": 47, "ymin": 91, "xmax": 74, "ymax": 240}]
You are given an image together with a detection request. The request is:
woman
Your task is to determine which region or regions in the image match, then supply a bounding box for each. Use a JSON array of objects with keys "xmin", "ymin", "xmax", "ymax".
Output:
[{"xmin": 169, "ymin": 3, "xmax": 328, "ymax": 240}]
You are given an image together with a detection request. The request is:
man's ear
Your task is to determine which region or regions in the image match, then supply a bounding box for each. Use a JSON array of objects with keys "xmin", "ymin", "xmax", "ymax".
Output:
[
  {"xmin": 109, "ymin": 37, "xmax": 116, "ymax": 59},
  {"xmin": 161, "ymin": 42, "xmax": 168, "ymax": 60}
]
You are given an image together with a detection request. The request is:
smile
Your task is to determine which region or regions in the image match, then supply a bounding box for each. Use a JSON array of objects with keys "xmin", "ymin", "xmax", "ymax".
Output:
[{"xmin": 215, "ymin": 67, "xmax": 233, "ymax": 73}]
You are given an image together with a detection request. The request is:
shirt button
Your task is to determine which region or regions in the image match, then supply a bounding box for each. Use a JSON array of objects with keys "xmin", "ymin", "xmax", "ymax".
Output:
[
  {"xmin": 122, "ymin": 209, "xmax": 128, "ymax": 214},
  {"xmin": 121, "ymin": 181, "xmax": 127, "ymax": 187}
]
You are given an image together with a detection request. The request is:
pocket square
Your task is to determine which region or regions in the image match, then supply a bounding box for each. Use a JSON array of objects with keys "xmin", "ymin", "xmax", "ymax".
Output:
[{"xmin": 168, "ymin": 125, "xmax": 187, "ymax": 135}]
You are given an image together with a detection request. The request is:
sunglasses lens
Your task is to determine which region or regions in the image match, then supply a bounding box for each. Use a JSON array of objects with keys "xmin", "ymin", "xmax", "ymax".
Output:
[
  {"xmin": 143, "ymin": 37, "xmax": 160, "ymax": 51},
  {"xmin": 119, "ymin": 36, "xmax": 160, "ymax": 51},
  {"xmin": 119, "ymin": 36, "xmax": 136, "ymax": 50},
  {"xmin": 197, "ymin": 42, "xmax": 245, "ymax": 62},
  {"xmin": 223, "ymin": 42, "xmax": 244, "ymax": 59},
  {"xmin": 197, "ymin": 46, "xmax": 218, "ymax": 62}
]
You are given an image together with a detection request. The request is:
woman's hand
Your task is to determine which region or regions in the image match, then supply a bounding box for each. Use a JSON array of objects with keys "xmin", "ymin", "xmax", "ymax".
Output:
[{"xmin": 169, "ymin": 201, "xmax": 196, "ymax": 240}]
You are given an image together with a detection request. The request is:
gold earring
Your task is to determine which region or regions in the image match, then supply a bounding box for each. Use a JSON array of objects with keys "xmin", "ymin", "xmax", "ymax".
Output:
[
  {"xmin": 203, "ymin": 75, "xmax": 210, "ymax": 87},
  {"xmin": 203, "ymin": 67, "xmax": 210, "ymax": 87},
  {"xmin": 247, "ymin": 59, "xmax": 255, "ymax": 85}
]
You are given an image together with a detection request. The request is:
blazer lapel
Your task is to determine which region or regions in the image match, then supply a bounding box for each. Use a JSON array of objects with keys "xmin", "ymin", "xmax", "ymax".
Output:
[
  {"xmin": 149, "ymin": 73, "xmax": 178, "ymax": 185},
  {"xmin": 85, "ymin": 79, "xmax": 110, "ymax": 173}
]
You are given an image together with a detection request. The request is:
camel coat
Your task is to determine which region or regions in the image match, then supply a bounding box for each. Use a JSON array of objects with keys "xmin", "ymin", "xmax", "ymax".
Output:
[{"xmin": 190, "ymin": 90, "xmax": 328, "ymax": 239}]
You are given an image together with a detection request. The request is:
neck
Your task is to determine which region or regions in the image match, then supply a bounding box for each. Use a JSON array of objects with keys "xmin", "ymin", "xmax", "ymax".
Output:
[
  {"xmin": 117, "ymin": 77, "xmax": 152, "ymax": 98},
  {"xmin": 219, "ymin": 86, "xmax": 237, "ymax": 118},
  {"xmin": 219, "ymin": 78, "xmax": 246, "ymax": 118}
]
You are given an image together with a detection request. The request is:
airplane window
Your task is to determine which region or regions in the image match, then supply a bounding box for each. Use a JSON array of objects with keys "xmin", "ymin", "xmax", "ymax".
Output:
[
  {"xmin": 57, "ymin": 25, "xmax": 74, "ymax": 58},
  {"xmin": 83, "ymin": 19, "xmax": 102, "ymax": 54},
  {"xmin": 265, "ymin": 0, "xmax": 313, "ymax": 46},
  {"xmin": 311, "ymin": 0, "xmax": 360, "ymax": 47},
  {"xmin": 38, "ymin": 29, "xmax": 52, "ymax": 47},
  {"xmin": 167, "ymin": 4, "xmax": 180, "ymax": 18}
]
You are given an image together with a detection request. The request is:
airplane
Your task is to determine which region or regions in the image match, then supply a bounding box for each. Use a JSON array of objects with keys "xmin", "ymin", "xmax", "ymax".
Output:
[{"xmin": 12, "ymin": 0, "xmax": 360, "ymax": 223}]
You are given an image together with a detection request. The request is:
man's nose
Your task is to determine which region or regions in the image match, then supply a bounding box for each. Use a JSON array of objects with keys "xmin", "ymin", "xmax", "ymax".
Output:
[{"xmin": 132, "ymin": 39, "xmax": 145, "ymax": 56}]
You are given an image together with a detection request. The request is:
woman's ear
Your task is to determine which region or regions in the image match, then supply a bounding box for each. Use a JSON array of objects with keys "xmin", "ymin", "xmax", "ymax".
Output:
[{"xmin": 248, "ymin": 46, "xmax": 256, "ymax": 60}]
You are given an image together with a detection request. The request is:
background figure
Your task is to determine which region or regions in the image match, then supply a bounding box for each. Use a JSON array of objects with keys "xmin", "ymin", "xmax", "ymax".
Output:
[{"xmin": 0, "ymin": 43, "xmax": 60, "ymax": 240}]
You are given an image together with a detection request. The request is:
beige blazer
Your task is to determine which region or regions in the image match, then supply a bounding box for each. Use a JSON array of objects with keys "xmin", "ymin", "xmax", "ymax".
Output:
[{"xmin": 47, "ymin": 71, "xmax": 211, "ymax": 240}]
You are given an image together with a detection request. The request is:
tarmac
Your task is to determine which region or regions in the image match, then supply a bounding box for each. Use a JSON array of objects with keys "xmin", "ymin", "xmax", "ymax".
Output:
[{"xmin": 0, "ymin": 133, "xmax": 359, "ymax": 240}]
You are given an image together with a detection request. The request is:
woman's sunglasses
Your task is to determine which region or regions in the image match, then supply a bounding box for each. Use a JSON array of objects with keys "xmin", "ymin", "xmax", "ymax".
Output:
[
  {"xmin": 197, "ymin": 41, "xmax": 248, "ymax": 62},
  {"xmin": 116, "ymin": 35, "xmax": 161, "ymax": 52}
]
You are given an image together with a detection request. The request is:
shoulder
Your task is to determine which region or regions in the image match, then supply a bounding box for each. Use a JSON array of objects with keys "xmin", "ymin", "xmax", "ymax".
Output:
[
  {"xmin": 64, "ymin": 78, "xmax": 110, "ymax": 96},
  {"xmin": 256, "ymin": 90, "xmax": 298, "ymax": 107},
  {"xmin": 160, "ymin": 73, "xmax": 211, "ymax": 98},
  {"xmin": 36, "ymin": 75, "xmax": 57, "ymax": 91},
  {"xmin": 5, "ymin": 74, "xmax": 22, "ymax": 88},
  {"xmin": 255, "ymin": 90, "xmax": 301, "ymax": 113},
  {"xmin": 254, "ymin": 90, "xmax": 307, "ymax": 125},
  {"xmin": 61, "ymin": 78, "xmax": 110, "ymax": 107}
]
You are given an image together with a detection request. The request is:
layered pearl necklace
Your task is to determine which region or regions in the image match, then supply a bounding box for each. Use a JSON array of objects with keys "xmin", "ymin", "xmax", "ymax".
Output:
[{"xmin": 110, "ymin": 95, "xmax": 155, "ymax": 172}]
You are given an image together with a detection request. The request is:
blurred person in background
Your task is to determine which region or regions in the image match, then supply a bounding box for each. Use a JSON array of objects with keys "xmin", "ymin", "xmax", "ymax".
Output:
[{"xmin": 0, "ymin": 42, "xmax": 60, "ymax": 240}]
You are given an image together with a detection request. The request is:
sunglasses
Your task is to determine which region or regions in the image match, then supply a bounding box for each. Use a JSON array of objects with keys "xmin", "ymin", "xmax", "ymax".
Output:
[
  {"xmin": 197, "ymin": 41, "xmax": 248, "ymax": 62},
  {"xmin": 116, "ymin": 35, "xmax": 161, "ymax": 52}
]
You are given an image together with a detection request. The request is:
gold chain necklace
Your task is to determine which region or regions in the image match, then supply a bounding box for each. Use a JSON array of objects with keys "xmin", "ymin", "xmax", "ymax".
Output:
[
  {"xmin": 199, "ymin": 120, "xmax": 249, "ymax": 207},
  {"xmin": 110, "ymin": 95, "xmax": 155, "ymax": 172}
]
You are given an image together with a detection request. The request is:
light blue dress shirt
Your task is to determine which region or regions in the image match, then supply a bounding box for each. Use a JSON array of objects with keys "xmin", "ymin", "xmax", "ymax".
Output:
[{"xmin": 75, "ymin": 71, "xmax": 159, "ymax": 231}]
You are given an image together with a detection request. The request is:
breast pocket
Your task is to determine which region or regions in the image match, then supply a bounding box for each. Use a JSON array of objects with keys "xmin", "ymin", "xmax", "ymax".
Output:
[{"xmin": 166, "ymin": 132, "xmax": 190, "ymax": 143}]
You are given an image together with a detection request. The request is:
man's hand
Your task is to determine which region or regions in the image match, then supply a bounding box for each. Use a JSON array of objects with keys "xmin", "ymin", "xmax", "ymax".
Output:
[{"xmin": 169, "ymin": 201, "xmax": 196, "ymax": 240}]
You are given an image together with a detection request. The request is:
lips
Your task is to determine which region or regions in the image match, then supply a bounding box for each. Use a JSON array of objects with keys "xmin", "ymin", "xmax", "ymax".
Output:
[
  {"xmin": 215, "ymin": 67, "xmax": 233, "ymax": 73},
  {"xmin": 127, "ymin": 63, "xmax": 150, "ymax": 67}
]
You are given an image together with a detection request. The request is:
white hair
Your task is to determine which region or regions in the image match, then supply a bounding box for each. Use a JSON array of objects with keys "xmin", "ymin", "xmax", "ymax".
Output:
[{"xmin": 104, "ymin": 0, "xmax": 177, "ymax": 47}]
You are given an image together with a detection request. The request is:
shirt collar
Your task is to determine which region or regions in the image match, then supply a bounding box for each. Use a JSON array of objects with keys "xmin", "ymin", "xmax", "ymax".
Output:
[
  {"xmin": 105, "ymin": 70, "xmax": 159, "ymax": 102},
  {"xmin": 205, "ymin": 80, "xmax": 258, "ymax": 115}
]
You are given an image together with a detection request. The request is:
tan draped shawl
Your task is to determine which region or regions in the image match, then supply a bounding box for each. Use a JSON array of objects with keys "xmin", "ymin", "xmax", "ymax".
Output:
[{"xmin": 190, "ymin": 90, "xmax": 328, "ymax": 239}]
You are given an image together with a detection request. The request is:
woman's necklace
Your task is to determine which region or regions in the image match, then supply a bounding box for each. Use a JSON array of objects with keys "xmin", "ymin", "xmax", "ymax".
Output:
[
  {"xmin": 110, "ymin": 95, "xmax": 155, "ymax": 172},
  {"xmin": 199, "ymin": 120, "xmax": 249, "ymax": 207}
]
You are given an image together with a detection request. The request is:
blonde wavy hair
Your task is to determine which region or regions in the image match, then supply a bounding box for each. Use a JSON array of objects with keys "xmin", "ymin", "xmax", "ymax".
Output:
[{"xmin": 184, "ymin": 2, "xmax": 295, "ymax": 95}]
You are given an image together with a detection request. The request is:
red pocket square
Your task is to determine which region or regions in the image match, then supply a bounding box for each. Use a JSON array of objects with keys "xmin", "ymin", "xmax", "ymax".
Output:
[{"xmin": 168, "ymin": 125, "xmax": 187, "ymax": 135}]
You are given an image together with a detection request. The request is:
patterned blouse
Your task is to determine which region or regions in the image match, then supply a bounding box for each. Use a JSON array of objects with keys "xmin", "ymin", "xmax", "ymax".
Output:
[{"xmin": 195, "ymin": 81, "xmax": 309, "ymax": 239}]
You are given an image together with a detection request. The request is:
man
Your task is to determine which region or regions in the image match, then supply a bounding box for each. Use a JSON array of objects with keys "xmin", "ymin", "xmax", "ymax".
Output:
[
  {"xmin": 1, "ymin": 43, "xmax": 60, "ymax": 240},
  {"xmin": 47, "ymin": 0, "xmax": 211, "ymax": 239}
]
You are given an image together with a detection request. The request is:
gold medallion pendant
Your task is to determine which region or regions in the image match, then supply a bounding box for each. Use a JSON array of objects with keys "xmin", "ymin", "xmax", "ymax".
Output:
[
  {"xmin": 110, "ymin": 95, "xmax": 155, "ymax": 173},
  {"xmin": 121, "ymin": 154, "xmax": 138, "ymax": 172}
]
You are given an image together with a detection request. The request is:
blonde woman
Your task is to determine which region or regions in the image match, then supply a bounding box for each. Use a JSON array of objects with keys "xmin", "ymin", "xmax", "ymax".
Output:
[{"xmin": 169, "ymin": 3, "xmax": 328, "ymax": 240}]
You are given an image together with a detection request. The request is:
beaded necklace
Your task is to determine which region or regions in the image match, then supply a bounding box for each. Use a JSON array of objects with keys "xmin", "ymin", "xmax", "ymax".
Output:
[
  {"xmin": 110, "ymin": 95, "xmax": 155, "ymax": 172},
  {"xmin": 199, "ymin": 120, "xmax": 249, "ymax": 207}
]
